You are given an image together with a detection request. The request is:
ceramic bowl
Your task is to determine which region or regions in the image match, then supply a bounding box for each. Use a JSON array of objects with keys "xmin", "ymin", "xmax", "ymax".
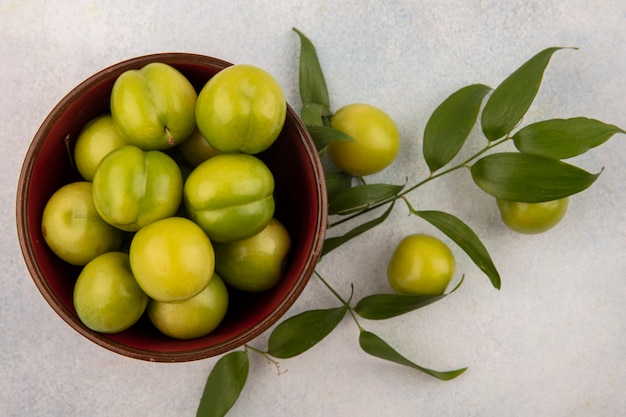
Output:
[{"xmin": 16, "ymin": 53, "xmax": 327, "ymax": 362}]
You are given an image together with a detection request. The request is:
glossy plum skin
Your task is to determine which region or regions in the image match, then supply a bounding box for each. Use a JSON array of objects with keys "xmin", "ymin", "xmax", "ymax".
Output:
[
  {"xmin": 328, "ymin": 103, "xmax": 400, "ymax": 176},
  {"xmin": 129, "ymin": 217, "xmax": 215, "ymax": 303},
  {"xmin": 41, "ymin": 181, "xmax": 123, "ymax": 266},
  {"xmin": 387, "ymin": 234, "xmax": 455, "ymax": 296},
  {"xmin": 110, "ymin": 62, "xmax": 197, "ymax": 150},
  {"xmin": 147, "ymin": 274, "xmax": 229, "ymax": 340},
  {"xmin": 92, "ymin": 145, "xmax": 183, "ymax": 232},
  {"xmin": 195, "ymin": 64, "xmax": 286, "ymax": 154},
  {"xmin": 73, "ymin": 251, "xmax": 148, "ymax": 334},
  {"xmin": 214, "ymin": 218, "xmax": 292, "ymax": 292},
  {"xmin": 496, "ymin": 197, "xmax": 569, "ymax": 234},
  {"xmin": 184, "ymin": 153, "xmax": 275, "ymax": 243}
]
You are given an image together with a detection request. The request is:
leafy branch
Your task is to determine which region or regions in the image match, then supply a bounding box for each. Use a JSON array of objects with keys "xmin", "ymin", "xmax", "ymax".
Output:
[{"xmin": 196, "ymin": 29, "xmax": 624, "ymax": 417}]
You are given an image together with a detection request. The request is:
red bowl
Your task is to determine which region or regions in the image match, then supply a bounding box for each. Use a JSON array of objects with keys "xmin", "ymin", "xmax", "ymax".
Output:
[{"xmin": 16, "ymin": 53, "xmax": 327, "ymax": 362}]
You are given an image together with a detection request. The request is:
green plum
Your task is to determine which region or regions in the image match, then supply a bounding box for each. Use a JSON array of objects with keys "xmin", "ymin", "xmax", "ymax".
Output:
[
  {"xmin": 496, "ymin": 197, "xmax": 569, "ymax": 234},
  {"xmin": 184, "ymin": 153, "xmax": 275, "ymax": 242},
  {"xmin": 387, "ymin": 234, "xmax": 456, "ymax": 295},
  {"xmin": 195, "ymin": 64, "xmax": 286, "ymax": 154},
  {"xmin": 177, "ymin": 127, "xmax": 223, "ymax": 167},
  {"xmin": 73, "ymin": 251, "xmax": 148, "ymax": 333},
  {"xmin": 41, "ymin": 181, "xmax": 123, "ymax": 266},
  {"xmin": 328, "ymin": 103, "xmax": 400, "ymax": 176},
  {"xmin": 147, "ymin": 273, "xmax": 229, "ymax": 339},
  {"xmin": 129, "ymin": 217, "xmax": 215, "ymax": 303},
  {"xmin": 214, "ymin": 218, "xmax": 291, "ymax": 292},
  {"xmin": 110, "ymin": 62, "xmax": 197, "ymax": 150},
  {"xmin": 73, "ymin": 114, "xmax": 127, "ymax": 181},
  {"xmin": 92, "ymin": 145, "xmax": 183, "ymax": 232}
]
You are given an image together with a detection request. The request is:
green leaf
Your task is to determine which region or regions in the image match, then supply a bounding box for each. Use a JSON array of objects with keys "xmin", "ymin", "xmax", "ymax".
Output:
[
  {"xmin": 424, "ymin": 84, "xmax": 492, "ymax": 172},
  {"xmin": 301, "ymin": 103, "xmax": 326, "ymax": 127},
  {"xmin": 307, "ymin": 125, "xmax": 354, "ymax": 152},
  {"xmin": 293, "ymin": 28, "xmax": 331, "ymax": 118},
  {"xmin": 322, "ymin": 201, "xmax": 395, "ymax": 256},
  {"xmin": 267, "ymin": 305, "xmax": 348, "ymax": 358},
  {"xmin": 197, "ymin": 351, "xmax": 249, "ymax": 417},
  {"xmin": 328, "ymin": 183, "xmax": 404, "ymax": 215},
  {"xmin": 513, "ymin": 117, "xmax": 625, "ymax": 159},
  {"xmin": 359, "ymin": 330, "xmax": 467, "ymax": 381},
  {"xmin": 355, "ymin": 276, "xmax": 464, "ymax": 320},
  {"xmin": 413, "ymin": 210, "xmax": 501, "ymax": 289},
  {"xmin": 471, "ymin": 152, "xmax": 601, "ymax": 202},
  {"xmin": 325, "ymin": 170, "xmax": 353, "ymax": 201},
  {"xmin": 481, "ymin": 47, "xmax": 574, "ymax": 140}
]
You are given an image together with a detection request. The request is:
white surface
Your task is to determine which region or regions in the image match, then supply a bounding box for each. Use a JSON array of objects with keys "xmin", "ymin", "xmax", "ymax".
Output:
[{"xmin": 2, "ymin": 1, "xmax": 625, "ymax": 416}]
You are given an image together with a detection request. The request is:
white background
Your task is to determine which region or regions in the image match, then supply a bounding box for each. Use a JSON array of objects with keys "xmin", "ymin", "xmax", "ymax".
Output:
[{"xmin": 1, "ymin": 1, "xmax": 625, "ymax": 416}]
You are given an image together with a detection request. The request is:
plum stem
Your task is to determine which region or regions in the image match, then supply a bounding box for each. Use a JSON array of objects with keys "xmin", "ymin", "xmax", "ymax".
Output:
[{"xmin": 164, "ymin": 127, "xmax": 174, "ymax": 145}]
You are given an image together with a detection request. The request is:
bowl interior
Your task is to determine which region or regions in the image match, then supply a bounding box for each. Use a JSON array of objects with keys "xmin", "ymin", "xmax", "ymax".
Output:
[{"xmin": 16, "ymin": 53, "xmax": 327, "ymax": 362}]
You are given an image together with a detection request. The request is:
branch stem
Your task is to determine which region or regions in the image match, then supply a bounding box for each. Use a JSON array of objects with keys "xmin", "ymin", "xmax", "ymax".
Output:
[{"xmin": 328, "ymin": 135, "xmax": 511, "ymax": 229}]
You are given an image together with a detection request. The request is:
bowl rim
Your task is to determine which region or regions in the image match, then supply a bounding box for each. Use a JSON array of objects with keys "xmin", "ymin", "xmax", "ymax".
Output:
[{"xmin": 15, "ymin": 52, "xmax": 328, "ymax": 362}]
